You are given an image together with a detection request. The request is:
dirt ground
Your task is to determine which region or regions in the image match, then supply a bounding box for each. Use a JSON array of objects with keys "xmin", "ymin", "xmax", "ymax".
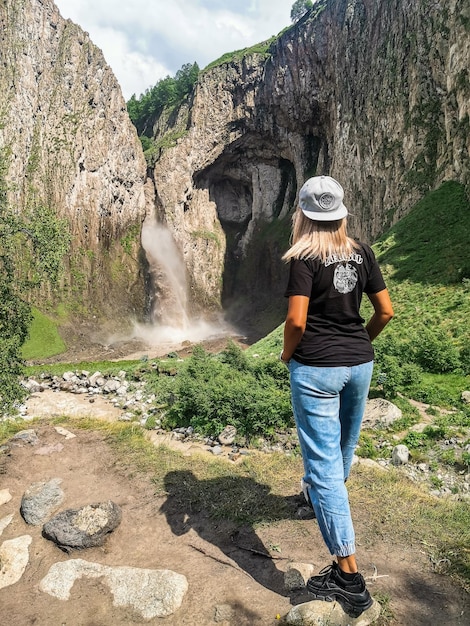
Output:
[
  {"xmin": 1, "ymin": 420, "xmax": 469, "ymax": 626},
  {"xmin": 3, "ymin": 334, "xmax": 468, "ymax": 625}
]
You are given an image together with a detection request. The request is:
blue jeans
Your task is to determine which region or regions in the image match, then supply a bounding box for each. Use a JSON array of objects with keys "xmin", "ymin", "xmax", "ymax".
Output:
[{"xmin": 288, "ymin": 359, "xmax": 374, "ymax": 557}]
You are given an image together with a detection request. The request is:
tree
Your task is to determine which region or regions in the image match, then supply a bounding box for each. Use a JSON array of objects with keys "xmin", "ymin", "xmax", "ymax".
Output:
[
  {"xmin": 290, "ymin": 0, "xmax": 313, "ymax": 23},
  {"xmin": 126, "ymin": 62, "xmax": 200, "ymax": 137},
  {"xmin": 0, "ymin": 147, "xmax": 70, "ymax": 413}
]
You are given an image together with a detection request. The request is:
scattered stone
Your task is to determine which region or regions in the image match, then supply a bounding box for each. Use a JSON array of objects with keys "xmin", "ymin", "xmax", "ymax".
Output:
[
  {"xmin": 363, "ymin": 398, "xmax": 402, "ymax": 428},
  {"xmin": 461, "ymin": 391, "xmax": 470, "ymax": 404},
  {"xmin": 42, "ymin": 500, "xmax": 122, "ymax": 551},
  {"xmin": 103, "ymin": 380, "xmax": 121, "ymax": 393},
  {"xmin": 284, "ymin": 562, "xmax": 315, "ymax": 591},
  {"xmin": 10, "ymin": 429, "xmax": 39, "ymax": 446},
  {"xmin": 89, "ymin": 371, "xmax": 105, "ymax": 386},
  {"xmin": 39, "ymin": 559, "xmax": 188, "ymax": 619},
  {"xmin": 211, "ymin": 445, "xmax": 223, "ymax": 456},
  {"xmin": 21, "ymin": 378, "xmax": 43, "ymax": 393},
  {"xmin": 34, "ymin": 443, "xmax": 64, "ymax": 456},
  {"xmin": 0, "ymin": 535, "xmax": 32, "ymax": 589},
  {"xmin": 218, "ymin": 425, "xmax": 237, "ymax": 446},
  {"xmin": 20, "ymin": 478, "xmax": 65, "ymax": 526},
  {"xmin": 0, "ymin": 513, "xmax": 14, "ymax": 535},
  {"xmin": 54, "ymin": 426, "xmax": 76, "ymax": 439},
  {"xmin": 0, "ymin": 489, "xmax": 12, "ymax": 506},
  {"xmin": 283, "ymin": 598, "xmax": 381, "ymax": 625},
  {"xmin": 355, "ymin": 458, "xmax": 388, "ymax": 472},
  {"xmin": 392, "ymin": 444, "xmax": 410, "ymax": 466}
]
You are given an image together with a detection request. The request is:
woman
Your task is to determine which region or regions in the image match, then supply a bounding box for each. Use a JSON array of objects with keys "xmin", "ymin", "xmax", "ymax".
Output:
[{"xmin": 281, "ymin": 175, "xmax": 393, "ymax": 617}]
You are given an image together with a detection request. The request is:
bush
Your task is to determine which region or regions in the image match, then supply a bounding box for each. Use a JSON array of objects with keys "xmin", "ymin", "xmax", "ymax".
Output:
[
  {"xmin": 162, "ymin": 345, "xmax": 293, "ymax": 441},
  {"xmin": 459, "ymin": 342, "xmax": 470, "ymax": 374},
  {"xmin": 412, "ymin": 328, "xmax": 460, "ymax": 373}
]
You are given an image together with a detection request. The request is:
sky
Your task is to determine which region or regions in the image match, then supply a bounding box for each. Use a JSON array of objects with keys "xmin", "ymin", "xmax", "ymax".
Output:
[{"xmin": 54, "ymin": 0, "xmax": 296, "ymax": 101}]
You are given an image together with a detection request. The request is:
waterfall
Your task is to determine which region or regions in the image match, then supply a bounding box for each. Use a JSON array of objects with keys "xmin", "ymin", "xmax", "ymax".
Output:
[
  {"xmin": 141, "ymin": 212, "xmax": 190, "ymax": 328},
  {"xmin": 131, "ymin": 213, "xmax": 232, "ymax": 348}
]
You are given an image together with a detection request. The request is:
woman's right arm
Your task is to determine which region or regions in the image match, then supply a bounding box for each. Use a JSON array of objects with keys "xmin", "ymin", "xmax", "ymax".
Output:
[
  {"xmin": 282, "ymin": 295, "xmax": 309, "ymax": 363},
  {"xmin": 365, "ymin": 289, "xmax": 394, "ymax": 341}
]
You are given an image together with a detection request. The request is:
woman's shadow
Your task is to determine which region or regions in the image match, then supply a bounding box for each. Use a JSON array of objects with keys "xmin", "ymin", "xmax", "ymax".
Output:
[{"xmin": 160, "ymin": 469, "xmax": 313, "ymax": 597}]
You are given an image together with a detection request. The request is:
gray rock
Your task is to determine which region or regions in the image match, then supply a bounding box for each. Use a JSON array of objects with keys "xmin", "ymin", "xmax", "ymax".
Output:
[
  {"xmin": 22, "ymin": 378, "xmax": 43, "ymax": 393},
  {"xmin": 42, "ymin": 500, "xmax": 122, "ymax": 551},
  {"xmin": 39, "ymin": 558, "xmax": 188, "ymax": 619},
  {"xmin": 284, "ymin": 562, "xmax": 315, "ymax": 591},
  {"xmin": 103, "ymin": 380, "xmax": 121, "ymax": 393},
  {"xmin": 211, "ymin": 445, "xmax": 223, "ymax": 455},
  {"xmin": 392, "ymin": 444, "xmax": 410, "ymax": 465},
  {"xmin": 10, "ymin": 429, "xmax": 39, "ymax": 445},
  {"xmin": 218, "ymin": 425, "xmax": 237, "ymax": 445},
  {"xmin": 283, "ymin": 598, "xmax": 381, "ymax": 625},
  {"xmin": 363, "ymin": 398, "xmax": 402, "ymax": 428},
  {"xmin": 21, "ymin": 478, "xmax": 64, "ymax": 525},
  {"xmin": 88, "ymin": 371, "xmax": 103, "ymax": 386},
  {"xmin": 461, "ymin": 390, "xmax": 470, "ymax": 404}
]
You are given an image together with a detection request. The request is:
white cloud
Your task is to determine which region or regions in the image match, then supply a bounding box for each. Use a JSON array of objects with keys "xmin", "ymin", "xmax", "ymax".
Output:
[{"xmin": 54, "ymin": 0, "xmax": 294, "ymax": 99}]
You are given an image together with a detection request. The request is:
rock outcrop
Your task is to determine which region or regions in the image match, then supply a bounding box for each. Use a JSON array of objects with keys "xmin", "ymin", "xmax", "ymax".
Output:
[
  {"xmin": 150, "ymin": 0, "xmax": 470, "ymax": 330},
  {"xmin": 0, "ymin": 0, "xmax": 150, "ymax": 325}
]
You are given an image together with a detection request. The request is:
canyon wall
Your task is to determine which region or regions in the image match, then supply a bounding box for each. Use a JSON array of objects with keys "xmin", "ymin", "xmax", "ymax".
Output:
[{"xmin": 0, "ymin": 0, "xmax": 150, "ymax": 328}]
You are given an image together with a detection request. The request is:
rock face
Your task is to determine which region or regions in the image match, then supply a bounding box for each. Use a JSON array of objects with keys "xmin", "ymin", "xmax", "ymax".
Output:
[
  {"xmin": 0, "ymin": 0, "xmax": 150, "ymax": 323},
  {"xmin": 150, "ymin": 0, "xmax": 470, "ymax": 330}
]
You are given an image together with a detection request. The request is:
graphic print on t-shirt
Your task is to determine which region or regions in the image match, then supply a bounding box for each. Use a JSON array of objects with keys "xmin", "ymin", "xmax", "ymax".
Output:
[{"xmin": 333, "ymin": 262, "xmax": 358, "ymax": 294}]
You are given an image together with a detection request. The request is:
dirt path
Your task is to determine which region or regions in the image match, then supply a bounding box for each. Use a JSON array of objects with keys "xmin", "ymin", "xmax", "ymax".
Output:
[{"xmin": 1, "ymin": 420, "xmax": 469, "ymax": 625}]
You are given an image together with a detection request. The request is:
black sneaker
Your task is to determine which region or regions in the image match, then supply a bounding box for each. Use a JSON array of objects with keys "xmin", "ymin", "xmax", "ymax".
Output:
[{"xmin": 306, "ymin": 562, "xmax": 373, "ymax": 618}]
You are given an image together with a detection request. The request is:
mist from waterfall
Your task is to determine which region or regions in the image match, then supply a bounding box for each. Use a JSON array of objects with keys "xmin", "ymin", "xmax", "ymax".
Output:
[{"xmin": 131, "ymin": 213, "xmax": 232, "ymax": 348}]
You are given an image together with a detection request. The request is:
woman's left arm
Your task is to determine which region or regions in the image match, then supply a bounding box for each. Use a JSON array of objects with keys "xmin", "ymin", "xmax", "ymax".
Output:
[
  {"xmin": 281, "ymin": 295, "xmax": 309, "ymax": 363},
  {"xmin": 365, "ymin": 289, "xmax": 394, "ymax": 341}
]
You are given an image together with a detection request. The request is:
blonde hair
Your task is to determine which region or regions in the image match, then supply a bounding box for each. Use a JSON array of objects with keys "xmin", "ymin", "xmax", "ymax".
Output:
[{"xmin": 282, "ymin": 208, "xmax": 359, "ymax": 262}]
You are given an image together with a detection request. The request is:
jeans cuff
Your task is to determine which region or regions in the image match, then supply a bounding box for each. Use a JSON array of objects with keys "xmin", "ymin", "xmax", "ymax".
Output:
[{"xmin": 335, "ymin": 542, "xmax": 356, "ymax": 557}]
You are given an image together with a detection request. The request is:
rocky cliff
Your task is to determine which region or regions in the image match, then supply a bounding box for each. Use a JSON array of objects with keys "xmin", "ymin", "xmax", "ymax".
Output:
[
  {"xmin": 151, "ymin": 0, "xmax": 470, "ymax": 333},
  {"xmin": 0, "ymin": 0, "xmax": 150, "ymax": 328}
]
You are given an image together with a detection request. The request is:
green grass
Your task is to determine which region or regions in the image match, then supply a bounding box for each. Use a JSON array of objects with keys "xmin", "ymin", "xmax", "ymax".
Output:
[
  {"xmin": 375, "ymin": 182, "xmax": 470, "ymax": 284},
  {"xmin": 203, "ymin": 37, "xmax": 277, "ymax": 72},
  {"xmin": 21, "ymin": 308, "xmax": 66, "ymax": 360}
]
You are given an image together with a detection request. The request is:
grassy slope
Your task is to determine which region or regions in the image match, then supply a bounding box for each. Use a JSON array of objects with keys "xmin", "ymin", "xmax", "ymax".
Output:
[{"xmin": 21, "ymin": 307, "xmax": 66, "ymax": 360}]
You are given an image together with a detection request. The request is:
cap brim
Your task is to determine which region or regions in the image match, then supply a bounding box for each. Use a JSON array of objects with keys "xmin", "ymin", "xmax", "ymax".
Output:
[{"xmin": 300, "ymin": 203, "xmax": 348, "ymax": 221}]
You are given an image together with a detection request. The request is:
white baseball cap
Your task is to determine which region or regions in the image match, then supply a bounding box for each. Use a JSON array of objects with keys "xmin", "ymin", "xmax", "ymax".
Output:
[{"xmin": 299, "ymin": 175, "xmax": 348, "ymax": 221}]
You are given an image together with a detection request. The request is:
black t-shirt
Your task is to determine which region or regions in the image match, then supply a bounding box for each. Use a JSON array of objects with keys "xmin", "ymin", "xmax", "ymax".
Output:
[{"xmin": 284, "ymin": 242, "xmax": 386, "ymax": 366}]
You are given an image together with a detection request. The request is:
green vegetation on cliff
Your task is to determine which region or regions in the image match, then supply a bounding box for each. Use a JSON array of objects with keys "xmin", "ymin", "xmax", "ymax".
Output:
[
  {"xmin": 0, "ymin": 147, "xmax": 70, "ymax": 412},
  {"xmin": 203, "ymin": 37, "xmax": 277, "ymax": 72},
  {"xmin": 127, "ymin": 62, "xmax": 199, "ymax": 139}
]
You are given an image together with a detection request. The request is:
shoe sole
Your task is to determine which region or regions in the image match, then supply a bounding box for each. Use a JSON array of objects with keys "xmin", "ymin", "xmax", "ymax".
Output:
[{"xmin": 306, "ymin": 588, "xmax": 373, "ymax": 618}]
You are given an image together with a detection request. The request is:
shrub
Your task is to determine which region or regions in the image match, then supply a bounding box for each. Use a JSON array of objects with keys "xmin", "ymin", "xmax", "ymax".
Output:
[
  {"xmin": 459, "ymin": 342, "xmax": 470, "ymax": 374},
  {"xmin": 162, "ymin": 345, "xmax": 293, "ymax": 441},
  {"xmin": 412, "ymin": 328, "xmax": 460, "ymax": 373},
  {"xmin": 356, "ymin": 433, "xmax": 379, "ymax": 459}
]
